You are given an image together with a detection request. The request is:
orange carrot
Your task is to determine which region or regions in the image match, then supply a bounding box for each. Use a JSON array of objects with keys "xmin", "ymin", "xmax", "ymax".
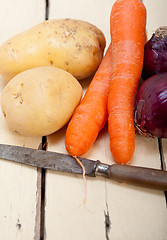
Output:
[
  {"xmin": 108, "ymin": 0, "xmax": 146, "ymax": 164},
  {"xmin": 65, "ymin": 43, "xmax": 112, "ymax": 156}
]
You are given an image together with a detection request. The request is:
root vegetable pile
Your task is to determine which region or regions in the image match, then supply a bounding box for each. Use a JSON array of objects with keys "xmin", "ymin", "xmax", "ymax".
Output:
[
  {"xmin": 0, "ymin": 0, "xmax": 149, "ymax": 166},
  {"xmin": 66, "ymin": 0, "xmax": 147, "ymax": 164}
]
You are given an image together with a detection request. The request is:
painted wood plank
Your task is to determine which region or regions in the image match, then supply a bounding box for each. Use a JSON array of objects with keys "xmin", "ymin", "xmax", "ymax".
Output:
[
  {"xmin": 45, "ymin": 0, "xmax": 167, "ymax": 239},
  {"xmin": 143, "ymin": 0, "xmax": 167, "ymax": 39},
  {"xmin": 0, "ymin": 1, "xmax": 45, "ymax": 239},
  {"xmin": 0, "ymin": 0, "xmax": 45, "ymax": 44},
  {"xmin": 46, "ymin": 132, "xmax": 167, "ymax": 240}
]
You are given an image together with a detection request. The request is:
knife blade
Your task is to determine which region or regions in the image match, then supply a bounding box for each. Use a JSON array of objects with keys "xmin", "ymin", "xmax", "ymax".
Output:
[{"xmin": 0, "ymin": 143, "xmax": 167, "ymax": 191}]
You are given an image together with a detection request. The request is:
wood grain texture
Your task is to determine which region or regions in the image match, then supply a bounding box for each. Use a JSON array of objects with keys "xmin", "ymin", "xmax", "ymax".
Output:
[
  {"xmin": 45, "ymin": 0, "xmax": 167, "ymax": 239},
  {"xmin": 0, "ymin": 1, "xmax": 45, "ymax": 239}
]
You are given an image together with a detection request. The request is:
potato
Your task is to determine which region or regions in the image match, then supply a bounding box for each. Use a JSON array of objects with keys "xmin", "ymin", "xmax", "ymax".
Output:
[
  {"xmin": 1, "ymin": 66, "xmax": 83, "ymax": 137},
  {"xmin": 0, "ymin": 18, "xmax": 106, "ymax": 81}
]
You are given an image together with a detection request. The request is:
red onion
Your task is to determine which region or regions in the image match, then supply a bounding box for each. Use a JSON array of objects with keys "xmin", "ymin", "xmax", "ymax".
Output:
[
  {"xmin": 134, "ymin": 72, "xmax": 167, "ymax": 138},
  {"xmin": 142, "ymin": 26, "xmax": 167, "ymax": 80}
]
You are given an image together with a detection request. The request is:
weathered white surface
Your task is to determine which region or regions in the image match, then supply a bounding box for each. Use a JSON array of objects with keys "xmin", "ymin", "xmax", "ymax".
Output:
[
  {"xmin": 0, "ymin": 0, "xmax": 45, "ymax": 44},
  {"xmin": 45, "ymin": 0, "xmax": 167, "ymax": 239},
  {"xmin": 144, "ymin": 0, "xmax": 167, "ymax": 39},
  {"xmin": 0, "ymin": 1, "xmax": 45, "ymax": 239},
  {"xmin": 46, "ymin": 131, "xmax": 167, "ymax": 240}
]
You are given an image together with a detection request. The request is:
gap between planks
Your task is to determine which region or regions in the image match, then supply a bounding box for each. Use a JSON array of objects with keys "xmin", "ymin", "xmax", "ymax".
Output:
[{"xmin": 35, "ymin": 1, "xmax": 49, "ymax": 240}]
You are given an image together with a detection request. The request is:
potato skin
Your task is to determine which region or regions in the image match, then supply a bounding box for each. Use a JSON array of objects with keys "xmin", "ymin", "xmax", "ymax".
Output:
[
  {"xmin": 0, "ymin": 18, "xmax": 106, "ymax": 81},
  {"xmin": 1, "ymin": 66, "xmax": 83, "ymax": 136}
]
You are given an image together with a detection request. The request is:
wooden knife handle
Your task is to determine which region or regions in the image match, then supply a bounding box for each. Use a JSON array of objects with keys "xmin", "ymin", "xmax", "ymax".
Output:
[{"xmin": 108, "ymin": 164, "xmax": 167, "ymax": 191}]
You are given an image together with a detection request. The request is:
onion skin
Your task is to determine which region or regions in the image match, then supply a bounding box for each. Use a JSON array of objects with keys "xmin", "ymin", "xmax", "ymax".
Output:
[
  {"xmin": 142, "ymin": 26, "xmax": 167, "ymax": 80},
  {"xmin": 135, "ymin": 72, "xmax": 167, "ymax": 138}
]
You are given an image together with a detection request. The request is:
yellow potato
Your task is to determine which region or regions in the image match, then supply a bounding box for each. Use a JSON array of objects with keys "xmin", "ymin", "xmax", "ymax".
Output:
[
  {"xmin": 1, "ymin": 66, "xmax": 83, "ymax": 137},
  {"xmin": 0, "ymin": 18, "xmax": 106, "ymax": 81}
]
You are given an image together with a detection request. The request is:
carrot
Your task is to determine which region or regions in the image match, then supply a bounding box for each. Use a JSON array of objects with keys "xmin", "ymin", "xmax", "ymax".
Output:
[
  {"xmin": 108, "ymin": 0, "xmax": 146, "ymax": 164},
  {"xmin": 65, "ymin": 43, "xmax": 112, "ymax": 157}
]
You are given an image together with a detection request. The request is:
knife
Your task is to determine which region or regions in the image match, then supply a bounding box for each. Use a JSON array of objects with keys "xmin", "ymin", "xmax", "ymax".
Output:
[{"xmin": 0, "ymin": 143, "xmax": 167, "ymax": 191}]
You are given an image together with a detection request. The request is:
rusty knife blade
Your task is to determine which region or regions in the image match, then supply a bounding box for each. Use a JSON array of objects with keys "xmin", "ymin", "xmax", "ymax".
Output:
[{"xmin": 0, "ymin": 144, "xmax": 98, "ymax": 176}]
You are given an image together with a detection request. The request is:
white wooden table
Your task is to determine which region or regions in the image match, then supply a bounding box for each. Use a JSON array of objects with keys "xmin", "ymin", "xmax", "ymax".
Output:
[{"xmin": 0, "ymin": 0, "xmax": 167, "ymax": 239}]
